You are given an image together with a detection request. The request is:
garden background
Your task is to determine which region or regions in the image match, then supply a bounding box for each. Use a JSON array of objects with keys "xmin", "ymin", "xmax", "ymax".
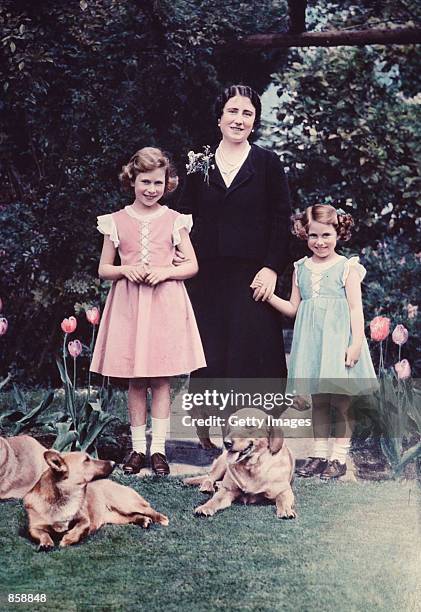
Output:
[
  {"xmin": 0, "ymin": 2, "xmax": 420, "ymax": 610},
  {"xmin": 0, "ymin": 0, "xmax": 419, "ymax": 385}
]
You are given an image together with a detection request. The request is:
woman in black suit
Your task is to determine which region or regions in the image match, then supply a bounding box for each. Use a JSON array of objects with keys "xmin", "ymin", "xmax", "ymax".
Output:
[{"xmin": 177, "ymin": 84, "xmax": 291, "ymax": 445}]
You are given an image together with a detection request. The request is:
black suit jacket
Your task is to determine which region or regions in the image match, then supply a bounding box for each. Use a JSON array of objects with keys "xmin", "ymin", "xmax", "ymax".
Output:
[{"xmin": 176, "ymin": 144, "xmax": 291, "ymax": 274}]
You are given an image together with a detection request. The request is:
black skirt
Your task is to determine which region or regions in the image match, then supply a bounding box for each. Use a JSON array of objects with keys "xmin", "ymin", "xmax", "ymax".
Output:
[{"xmin": 188, "ymin": 258, "xmax": 287, "ymax": 379}]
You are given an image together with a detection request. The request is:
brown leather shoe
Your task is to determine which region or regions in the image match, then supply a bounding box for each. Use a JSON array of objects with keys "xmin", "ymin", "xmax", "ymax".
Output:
[
  {"xmin": 122, "ymin": 451, "xmax": 147, "ymax": 474},
  {"xmin": 320, "ymin": 459, "xmax": 347, "ymax": 480},
  {"xmin": 151, "ymin": 452, "xmax": 170, "ymax": 476},
  {"xmin": 296, "ymin": 456, "xmax": 329, "ymax": 478}
]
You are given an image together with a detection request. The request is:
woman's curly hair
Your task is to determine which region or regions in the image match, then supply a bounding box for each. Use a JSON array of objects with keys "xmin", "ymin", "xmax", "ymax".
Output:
[
  {"xmin": 119, "ymin": 147, "xmax": 178, "ymax": 195},
  {"xmin": 291, "ymin": 204, "xmax": 354, "ymax": 241}
]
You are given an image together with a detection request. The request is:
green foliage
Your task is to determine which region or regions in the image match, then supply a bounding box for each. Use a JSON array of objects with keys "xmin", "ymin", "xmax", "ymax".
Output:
[
  {"xmin": 375, "ymin": 370, "xmax": 420, "ymax": 477},
  {"xmin": 51, "ymin": 392, "xmax": 119, "ymax": 455},
  {"xmin": 262, "ymin": 43, "xmax": 420, "ymax": 250},
  {"xmin": 0, "ymin": 384, "xmax": 55, "ymax": 434}
]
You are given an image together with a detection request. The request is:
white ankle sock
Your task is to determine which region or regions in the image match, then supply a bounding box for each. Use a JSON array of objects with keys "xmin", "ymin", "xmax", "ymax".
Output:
[
  {"xmin": 313, "ymin": 439, "xmax": 329, "ymax": 460},
  {"xmin": 130, "ymin": 424, "xmax": 146, "ymax": 454},
  {"xmin": 150, "ymin": 417, "xmax": 169, "ymax": 456},
  {"xmin": 330, "ymin": 441, "xmax": 350, "ymax": 464}
]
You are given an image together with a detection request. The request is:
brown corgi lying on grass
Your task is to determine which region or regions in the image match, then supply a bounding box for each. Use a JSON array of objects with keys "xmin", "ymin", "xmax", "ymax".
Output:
[{"xmin": 24, "ymin": 450, "xmax": 169, "ymax": 550}]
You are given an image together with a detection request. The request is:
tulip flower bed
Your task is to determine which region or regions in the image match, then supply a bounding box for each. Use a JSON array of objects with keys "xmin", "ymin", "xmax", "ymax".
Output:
[
  {"xmin": 0, "ymin": 298, "xmax": 419, "ymax": 477},
  {"xmin": 0, "ymin": 477, "xmax": 419, "ymax": 612},
  {"xmin": 350, "ymin": 316, "xmax": 421, "ymax": 480},
  {"xmin": 0, "ymin": 305, "xmax": 125, "ymax": 455}
]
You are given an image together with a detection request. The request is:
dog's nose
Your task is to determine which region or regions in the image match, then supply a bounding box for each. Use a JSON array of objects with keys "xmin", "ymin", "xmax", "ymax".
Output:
[{"xmin": 224, "ymin": 439, "xmax": 233, "ymax": 450}]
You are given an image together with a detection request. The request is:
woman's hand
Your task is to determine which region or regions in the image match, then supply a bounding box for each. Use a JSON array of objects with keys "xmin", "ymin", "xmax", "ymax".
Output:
[
  {"xmin": 121, "ymin": 264, "xmax": 148, "ymax": 283},
  {"xmin": 345, "ymin": 344, "xmax": 361, "ymax": 368},
  {"xmin": 251, "ymin": 267, "xmax": 277, "ymax": 301},
  {"xmin": 144, "ymin": 266, "xmax": 171, "ymax": 286}
]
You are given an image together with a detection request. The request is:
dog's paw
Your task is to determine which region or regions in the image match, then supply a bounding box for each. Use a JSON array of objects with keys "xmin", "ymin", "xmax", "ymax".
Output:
[
  {"xmin": 59, "ymin": 535, "xmax": 78, "ymax": 548},
  {"xmin": 37, "ymin": 542, "xmax": 54, "ymax": 553},
  {"xmin": 276, "ymin": 507, "xmax": 297, "ymax": 520},
  {"xmin": 183, "ymin": 477, "xmax": 197, "ymax": 486},
  {"xmin": 140, "ymin": 517, "xmax": 152, "ymax": 529},
  {"xmin": 157, "ymin": 513, "xmax": 169, "ymax": 527},
  {"xmin": 199, "ymin": 478, "xmax": 215, "ymax": 494},
  {"xmin": 194, "ymin": 503, "xmax": 215, "ymax": 517}
]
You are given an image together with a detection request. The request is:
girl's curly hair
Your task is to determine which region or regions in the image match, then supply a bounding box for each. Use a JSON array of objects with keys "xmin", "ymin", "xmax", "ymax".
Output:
[
  {"xmin": 291, "ymin": 204, "xmax": 354, "ymax": 241},
  {"xmin": 119, "ymin": 147, "xmax": 178, "ymax": 195}
]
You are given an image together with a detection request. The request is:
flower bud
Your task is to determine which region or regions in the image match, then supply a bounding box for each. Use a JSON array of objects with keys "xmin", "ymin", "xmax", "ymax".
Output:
[
  {"xmin": 369, "ymin": 316, "xmax": 390, "ymax": 342},
  {"xmin": 394, "ymin": 359, "xmax": 411, "ymax": 380},
  {"xmin": 86, "ymin": 307, "xmax": 100, "ymax": 326},
  {"xmin": 61, "ymin": 316, "xmax": 77, "ymax": 334},
  {"xmin": 68, "ymin": 339, "xmax": 82, "ymax": 358},
  {"xmin": 407, "ymin": 303, "xmax": 418, "ymax": 320},
  {"xmin": 391, "ymin": 324, "xmax": 408, "ymax": 346}
]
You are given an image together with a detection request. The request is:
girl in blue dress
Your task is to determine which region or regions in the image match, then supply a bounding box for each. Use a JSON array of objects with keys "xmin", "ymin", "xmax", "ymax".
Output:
[{"xmin": 253, "ymin": 204, "xmax": 377, "ymax": 480}]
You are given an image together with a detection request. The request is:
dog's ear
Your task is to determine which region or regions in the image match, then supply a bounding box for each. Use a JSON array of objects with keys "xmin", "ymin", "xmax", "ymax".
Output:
[
  {"xmin": 268, "ymin": 426, "xmax": 284, "ymax": 454},
  {"xmin": 44, "ymin": 450, "xmax": 68, "ymax": 477}
]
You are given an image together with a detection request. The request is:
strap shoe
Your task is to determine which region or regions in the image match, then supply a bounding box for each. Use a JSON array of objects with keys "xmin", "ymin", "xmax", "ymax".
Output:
[
  {"xmin": 151, "ymin": 452, "xmax": 170, "ymax": 476},
  {"xmin": 320, "ymin": 459, "xmax": 347, "ymax": 480},
  {"xmin": 296, "ymin": 456, "xmax": 329, "ymax": 478},
  {"xmin": 122, "ymin": 451, "xmax": 147, "ymax": 474}
]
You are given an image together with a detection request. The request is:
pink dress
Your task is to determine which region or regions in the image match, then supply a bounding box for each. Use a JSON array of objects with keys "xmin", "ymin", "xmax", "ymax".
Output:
[{"xmin": 90, "ymin": 205, "xmax": 206, "ymax": 378}]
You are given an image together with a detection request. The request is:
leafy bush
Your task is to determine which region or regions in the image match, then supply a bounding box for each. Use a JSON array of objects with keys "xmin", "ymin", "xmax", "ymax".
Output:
[{"xmin": 261, "ymin": 44, "xmax": 420, "ymax": 252}]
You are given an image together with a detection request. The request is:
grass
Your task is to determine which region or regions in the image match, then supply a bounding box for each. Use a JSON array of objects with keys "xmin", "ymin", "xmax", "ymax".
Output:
[{"xmin": 0, "ymin": 477, "xmax": 420, "ymax": 612}]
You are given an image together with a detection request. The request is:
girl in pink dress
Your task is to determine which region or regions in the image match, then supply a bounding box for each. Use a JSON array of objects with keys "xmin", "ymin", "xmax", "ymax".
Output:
[{"xmin": 90, "ymin": 147, "xmax": 206, "ymax": 476}]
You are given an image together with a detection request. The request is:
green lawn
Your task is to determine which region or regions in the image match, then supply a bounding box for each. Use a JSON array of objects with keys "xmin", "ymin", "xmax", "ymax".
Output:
[{"xmin": 0, "ymin": 477, "xmax": 419, "ymax": 612}]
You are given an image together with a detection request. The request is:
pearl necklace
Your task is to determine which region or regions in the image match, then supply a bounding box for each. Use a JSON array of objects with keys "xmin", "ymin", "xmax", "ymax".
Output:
[{"xmin": 216, "ymin": 143, "xmax": 250, "ymax": 176}]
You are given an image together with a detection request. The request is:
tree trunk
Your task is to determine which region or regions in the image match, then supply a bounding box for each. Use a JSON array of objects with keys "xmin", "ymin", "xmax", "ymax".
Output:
[
  {"xmin": 237, "ymin": 27, "xmax": 421, "ymax": 49},
  {"xmin": 288, "ymin": 0, "xmax": 307, "ymax": 34}
]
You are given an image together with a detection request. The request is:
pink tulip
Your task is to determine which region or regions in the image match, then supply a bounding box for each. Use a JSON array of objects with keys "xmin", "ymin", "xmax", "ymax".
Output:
[
  {"xmin": 86, "ymin": 307, "xmax": 100, "ymax": 326},
  {"xmin": 370, "ymin": 316, "xmax": 390, "ymax": 342},
  {"xmin": 0, "ymin": 316, "xmax": 8, "ymax": 336},
  {"xmin": 68, "ymin": 339, "xmax": 82, "ymax": 358},
  {"xmin": 394, "ymin": 359, "xmax": 411, "ymax": 380},
  {"xmin": 392, "ymin": 324, "xmax": 408, "ymax": 346},
  {"xmin": 61, "ymin": 316, "xmax": 77, "ymax": 334}
]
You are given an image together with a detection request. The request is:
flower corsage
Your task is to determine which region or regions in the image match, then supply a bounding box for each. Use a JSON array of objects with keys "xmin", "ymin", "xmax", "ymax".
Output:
[{"xmin": 186, "ymin": 145, "xmax": 215, "ymax": 184}]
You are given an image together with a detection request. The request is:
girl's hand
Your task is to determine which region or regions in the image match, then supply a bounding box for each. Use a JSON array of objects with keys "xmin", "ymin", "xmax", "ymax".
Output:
[
  {"xmin": 172, "ymin": 247, "xmax": 187, "ymax": 266},
  {"xmin": 144, "ymin": 266, "xmax": 170, "ymax": 286},
  {"xmin": 250, "ymin": 278, "xmax": 263, "ymax": 289},
  {"xmin": 251, "ymin": 267, "xmax": 277, "ymax": 301},
  {"xmin": 345, "ymin": 344, "xmax": 361, "ymax": 368},
  {"xmin": 121, "ymin": 264, "xmax": 147, "ymax": 283}
]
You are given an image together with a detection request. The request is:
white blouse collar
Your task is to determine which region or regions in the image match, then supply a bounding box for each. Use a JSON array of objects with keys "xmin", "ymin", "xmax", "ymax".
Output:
[
  {"xmin": 125, "ymin": 204, "xmax": 168, "ymax": 221},
  {"xmin": 304, "ymin": 255, "xmax": 345, "ymax": 271}
]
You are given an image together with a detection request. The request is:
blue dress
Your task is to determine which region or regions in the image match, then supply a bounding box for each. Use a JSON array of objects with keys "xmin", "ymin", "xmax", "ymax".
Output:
[{"xmin": 287, "ymin": 256, "xmax": 377, "ymax": 396}]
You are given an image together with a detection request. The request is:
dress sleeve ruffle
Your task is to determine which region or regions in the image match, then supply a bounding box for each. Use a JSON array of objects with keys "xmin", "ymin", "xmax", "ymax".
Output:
[
  {"xmin": 172, "ymin": 213, "xmax": 193, "ymax": 246},
  {"xmin": 97, "ymin": 214, "xmax": 119, "ymax": 248},
  {"xmin": 293, "ymin": 257, "xmax": 307, "ymax": 287},
  {"xmin": 342, "ymin": 256, "xmax": 366, "ymax": 285}
]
